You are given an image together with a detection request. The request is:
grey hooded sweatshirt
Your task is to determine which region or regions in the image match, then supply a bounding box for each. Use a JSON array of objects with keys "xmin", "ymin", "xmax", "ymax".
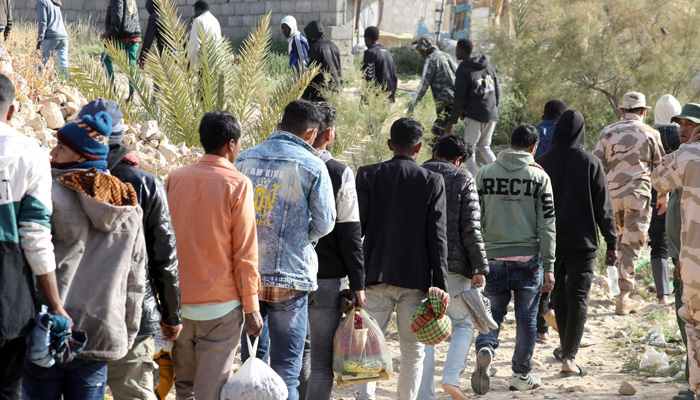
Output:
[
  {"xmin": 41, "ymin": 169, "xmax": 146, "ymax": 361},
  {"xmin": 36, "ymin": 0, "xmax": 67, "ymax": 41}
]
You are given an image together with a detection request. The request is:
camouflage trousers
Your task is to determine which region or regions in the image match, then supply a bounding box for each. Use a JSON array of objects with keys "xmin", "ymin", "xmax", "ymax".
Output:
[
  {"xmin": 679, "ymin": 256, "xmax": 700, "ymax": 393},
  {"xmin": 612, "ymin": 193, "xmax": 652, "ymax": 296}
]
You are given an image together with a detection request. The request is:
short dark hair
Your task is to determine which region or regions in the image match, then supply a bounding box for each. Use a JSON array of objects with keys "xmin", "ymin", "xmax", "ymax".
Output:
[
  {"xmin": 543, "ymin": 99, "xmax": 567, "ymax": 121},
  {"xmin": 457, "ymin": 39, "xmax": 473, "ymax": 57},
  {"xmin": 316, "ymin": 102, "xmax": 337, "ymax": 133},
  {"xmin": 390, "ymin": 118, "xmax": 423, "ymax": 149},
  {"xmin": 365, "ymin": 26, "xmax": 379, "ymax": 43},
  {"xmin": 280, "ymin": 99, "xmax": 322, "ymax": 136},
  {"xmin": 194, "ymin": 0, "xmax": 209, "ymax": 11},
  {"xmin": 435, "ymin": 134, "xmax": 471, "ymax": 161},
  {"xmin": 0, "ymin": 73, "xmax": 15, "ymax": 112},
  {"xmin": 199, "ymin": 111, "xmax": 241, "ymax": 153},
  {"xmin": 622, "ymin": 106, "xmax": 646, "ymax": 113},
  {"xmin": 510, "ymin": 124, "xmax": 539, "ymax": 148}
]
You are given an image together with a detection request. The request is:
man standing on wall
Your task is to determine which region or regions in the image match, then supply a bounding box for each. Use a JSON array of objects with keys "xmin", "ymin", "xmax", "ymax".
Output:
[{"xmin": 102, "ymin": 0, "xmax": 141, "ymax": 103}]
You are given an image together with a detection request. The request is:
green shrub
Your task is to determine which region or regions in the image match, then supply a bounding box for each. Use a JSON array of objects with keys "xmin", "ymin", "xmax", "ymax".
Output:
[{"xmin": 389, "ymin": 45, "xmax": 424, "ymax": 78}]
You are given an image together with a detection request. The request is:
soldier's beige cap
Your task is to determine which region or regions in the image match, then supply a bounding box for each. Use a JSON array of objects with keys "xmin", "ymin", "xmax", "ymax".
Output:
[{"xmin": 619, "ymin": 92, "xmax": 651, "ymax": 110}]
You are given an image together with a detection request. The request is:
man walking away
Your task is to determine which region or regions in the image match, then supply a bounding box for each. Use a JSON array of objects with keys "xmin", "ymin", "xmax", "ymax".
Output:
[
  {"xmin": 534, "ymin": 100, "xmax": 566, "ymax": 159},
  {"xmin": 103, "ymin": 0, "xmax": 141, "ymax": 103},
  {"xmin": 305, "ymin": 102, "xmax": 365, "ymax": 399},
  {"xmin": 537, "ymin": 109, "xmax": 618, "ymax": 377},
  {"xmin": 445, "ymin": 38, "xmax": 499, "ymax": 175},
  {"xmin": 36, "ymin": 0, "xmax": 68, "ymax": 76},
  {"xmin": 0, "ymin": 0, "xmax": 11, "ymax": 41},
  {"xmin": 281, "ymin": 15, "xmax": 309, "ymax": 73},
  {"xmin": 0, "ymin": 73, "xmax": 68, "ymax": 400},
  {"xmin": 187, "ymin": 1, "xmax": 221, "ymax": 68},
  {"xmin": 362, "ymin": 26, "xmax": 397, "ymax": 101},
  {"xmin": 648, "ymin": 94, "xmax": 681, "ymax": 305},
  {"xmin": 75, "ymin": 99, "xmax": 182, "ymax": 400},
  {"xmin": 409, "ymin": 36, "xmax": 457, "ymax": 148},
  {"xmin": 657, "ymin": 102, "xmax": 700, "ymax": 400},
  {"xmin": 23, "ymin": 111, "xmax": 146, "ymax": 399},
  {"xmin": 652, "ymin": 123, "xmax": 700, "ymax": 400},
  {"xmin": 419, "ymin": 134, "xmax": 488, "ymax": 400},
  {"xmin": 166, "ymin": 112, "xmax": 263, "ymax": 400},
  {"xmin": 593, "ymin": 92, "xmax": 666, "ymax": 315},
  {"xmin": 302, "ymin": 21, "xmax": 341, "ymax": 101},
  {"xmin": 472, "ymin": 124, "xmax": 556, "ymax": 394},
  {"xmin": 139, "ymin": 0, "xmax": 166, "ymax": 69},
  {"xmin": 236, "ymin": 100, "xmax": 336, "ymax": 399},
  {"xmin": 355, "ymin": 117, "xmax": 449, "ymax": 400}
]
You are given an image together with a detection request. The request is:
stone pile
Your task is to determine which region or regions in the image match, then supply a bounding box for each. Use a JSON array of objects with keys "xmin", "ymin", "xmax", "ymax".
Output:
[{"xmin": 9, "ymin": 87, "xmax": 202, "ymax": 181}]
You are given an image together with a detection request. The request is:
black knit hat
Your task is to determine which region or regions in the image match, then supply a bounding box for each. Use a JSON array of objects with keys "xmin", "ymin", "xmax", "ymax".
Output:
[{"xmin": 543, "ymin": 99, "xmax": 567, "ymax": 121}]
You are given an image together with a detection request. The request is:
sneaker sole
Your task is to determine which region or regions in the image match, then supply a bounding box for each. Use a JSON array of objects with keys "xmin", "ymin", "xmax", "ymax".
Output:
[{"xmin": 471, "ymin": 350, "xmax": 492, "ymax": 395}]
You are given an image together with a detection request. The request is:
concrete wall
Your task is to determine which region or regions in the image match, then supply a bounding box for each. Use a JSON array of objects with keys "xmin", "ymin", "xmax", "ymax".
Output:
[{"xmin": 13, "ymin": 0, "xmax": 354, "ymax": 63}]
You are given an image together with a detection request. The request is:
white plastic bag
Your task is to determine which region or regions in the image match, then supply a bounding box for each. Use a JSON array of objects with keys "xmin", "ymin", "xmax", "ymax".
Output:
[
  {"xmin": 220, "ymin": 336, "xmax": 288, "ymax": 400},
  {"xmin": 639, "ymin": 346, "xmax": 669, "ymax": 371},
  {"xmin": 153, "ymin": 330, "xmax": 173, "ymax": 355}
]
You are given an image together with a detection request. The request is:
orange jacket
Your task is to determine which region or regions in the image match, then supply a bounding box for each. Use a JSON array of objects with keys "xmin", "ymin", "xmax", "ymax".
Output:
[{"xmin": 166, "ymin": 154, "xmax": 260, "ymax": 312}]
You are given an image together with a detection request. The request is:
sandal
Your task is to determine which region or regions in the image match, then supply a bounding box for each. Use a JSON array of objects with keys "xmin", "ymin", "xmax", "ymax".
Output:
[
  {"xmin": 560, "ymin": 365, "xmax": 587, "ymax": 377},
  {"xmin": 553, "ymin": 347, "xmax": 563, "ymax": 361}
]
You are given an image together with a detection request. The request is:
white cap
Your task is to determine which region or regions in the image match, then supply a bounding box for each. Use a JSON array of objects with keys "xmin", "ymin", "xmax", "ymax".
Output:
[{"xmin": 654, "ymin": 94, "xmax": 682, "ymax": 125}]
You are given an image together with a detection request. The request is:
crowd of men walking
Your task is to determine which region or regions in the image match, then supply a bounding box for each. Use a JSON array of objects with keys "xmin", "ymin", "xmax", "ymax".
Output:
[{"xmin": 0, "ymin": 1, "xmax": 699, "ymax": 400}]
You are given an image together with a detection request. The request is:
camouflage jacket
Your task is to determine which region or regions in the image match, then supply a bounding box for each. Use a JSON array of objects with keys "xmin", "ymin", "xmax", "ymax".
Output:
[
  {"xmin": 651, "ymin": 142, "xmax": 700, "ymax": 321},
  {"xmin": 593, "ymin": 113, "xmax": 666, "ymax": 199},
  {"xmin": 414, "ymin": 46, "xmax": 457, "ymax": 106}
]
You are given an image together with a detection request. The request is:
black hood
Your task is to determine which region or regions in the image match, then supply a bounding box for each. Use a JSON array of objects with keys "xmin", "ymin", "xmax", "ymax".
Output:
[
  {"xmin": 462, "ymin": 54, "xmax": 490, "ymax": 70},
  {"xmin": 146, "ymin": 0, "xmax": 155, "ymax": 15},
  {"xmin": 551, "ymin": 109, "xmax": 585, "ymax": 148},
  {"xmin": 52, "ymin": 0, "xmax": 62, "ymax": 5},
  {"xmin": 106, "ymin": 141, "xmax": 133, "ymax": 170},
  {"xmin": 304, "ymin": 20, "xmax": 324, "ymax": 42}
]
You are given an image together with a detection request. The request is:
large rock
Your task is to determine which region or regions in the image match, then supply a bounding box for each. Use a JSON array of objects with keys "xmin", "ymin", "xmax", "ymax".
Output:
[
  {"xmin": 56, "ymin": 87, "xmax": 81, "ymax": 104},
  {"xmin": 140, "ymin": 121, "xmax": 159, "ymax": 140},
  {"xmin": 27, "ymin": 116, "xmax": 46, "ymax": 132},
  {"xmin": 158, "ymin": 143, "xmax": 180, "ymax": 163},
  {"xmin": 19, "ymin": 99, "xmax": 36, "ymax": 121},
  {"xmin": 65, "ymin": 102, "xmax": 79, "ymax": 116},
  {"xmin": 618, "ymin": 381, "xmax": 637, "ymax": 396},
  {"xmin": 39, "ymin": 102, "xmax": 65, "ymax": 130},
  {"xmin": 40, "ymin": 95, "xmax": 66, "ymax": 105}
]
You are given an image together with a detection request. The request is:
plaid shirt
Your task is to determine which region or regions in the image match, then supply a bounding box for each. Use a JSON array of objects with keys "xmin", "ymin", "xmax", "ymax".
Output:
[{"xmin": 259, "ymin": 286, "xmax": 305, "ymax": 303}]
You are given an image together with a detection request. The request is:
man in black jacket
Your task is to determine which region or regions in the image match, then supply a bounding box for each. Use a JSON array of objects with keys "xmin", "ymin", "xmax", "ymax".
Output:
[
  {"xmin": 102, "ymin": 0, "xmax": 141, "ymax": 103},
  {"xmin": 304, "ymin": 102, "xmax": 365, "ymax": 399},
  {"xmin": 78, "ymin": 99, "xmax": 182, "ymax": 400},
  {"xmin": 446, "ymin": 38, "xmax": 500, "ymax": 175},
  {"xmin": 420, "ymin": 134, "xmax": 488, "ymax": 400},
  {"xmin": 356, "ymin": 117, "xmax": 448, "ymax": 400},
  {"xmin": 537, "ymin": 109, "xmax": 617, "ymax": 377},
  {"xmin": 362, "ymin": 26, "xmax": 398, "ymax": 101},
  {"xmin": 302, "ymin": 21, "xmax": 341, "ymax": 102},
  {"xmin": 138, "ymin": 0, "xmax": 165, "ymax": 69}
]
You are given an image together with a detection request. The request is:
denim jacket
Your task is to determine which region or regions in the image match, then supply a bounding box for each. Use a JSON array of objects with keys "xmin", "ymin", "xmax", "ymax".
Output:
[{"xmin": 235, "ymin": 131, "xmax": 336, "ymax": 291}]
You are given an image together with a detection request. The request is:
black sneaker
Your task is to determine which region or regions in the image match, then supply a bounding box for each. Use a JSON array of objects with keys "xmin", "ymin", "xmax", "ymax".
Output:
[{"xmin": 471, "ymin": 347, "xmax": 493, "ymax": 395}]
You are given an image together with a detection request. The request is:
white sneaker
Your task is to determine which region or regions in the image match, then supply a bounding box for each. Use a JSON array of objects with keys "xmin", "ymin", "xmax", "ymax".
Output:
[
  {"xmin": 508, "ymin": 373, "xmax": 541, "ymax": 391},
  {"xmin": 458, "ymin": 288, "xmax": 498, "ymax": 334}
]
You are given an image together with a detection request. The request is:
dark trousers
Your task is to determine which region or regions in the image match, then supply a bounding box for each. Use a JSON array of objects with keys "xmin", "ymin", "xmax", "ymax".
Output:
[
  {"xmin": 0, "ymin": 337, "xmax": 25, "ymax": 400},
  {"xmin": 430, "ymin": 103, "xmax": 453, "ymax": 148},
  {"xmin": 536, "ymin": 292, "xmax": 551, "ymax": 335},
  {"xmin": 551, "ymin": 256, "xmax": 595, "ymax": 359},
  {"xmin": 648, "ymin": 218, "xmax": 669, "ymax": 259}
]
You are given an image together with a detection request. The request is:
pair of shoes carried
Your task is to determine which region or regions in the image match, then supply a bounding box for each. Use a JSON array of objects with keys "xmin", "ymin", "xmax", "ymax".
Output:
[
  {"xmin": 615, "ymin": 298, "xmax": 642, "ymax": 315},
  {"xmin": 508, "ymin": 373, "xmax": 541, "ymax": 391},
  {"xmin": 458, "ymin": 288, "xmax": 498, "ymax": 335},
  {"xmin": 471, "ymin": 347, "xmax": 493, "ymax": 395},
  {"xmin": 560, "ymin": 365, "xmax": 587, "ymax": 377},
  {"xmin": 543, "ymin": 309, "xmax": 558, "ymax": 332}
]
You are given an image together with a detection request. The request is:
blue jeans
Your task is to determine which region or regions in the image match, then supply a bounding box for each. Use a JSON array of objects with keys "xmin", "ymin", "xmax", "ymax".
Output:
[
  {"xmin": 418, "ymin": 273, "xmax": 474, "ymax": 399},
  {"xmin": 475, "ymin": 255, "xmax": 543, "ymax": 374},
  {"xmin": 243, "ymin": 292, "xmax": 309, "ymax": 400},
  {"xmin": 40, "ymin": 38, "xmax": 69, "ymax": 77},
  {"xmin": 22, "ymin": 358, "xmax": 108, "ymax": 400},
  {"xmin": 306, "ymin": 278, "xmax": 343, "ymax": 400}
]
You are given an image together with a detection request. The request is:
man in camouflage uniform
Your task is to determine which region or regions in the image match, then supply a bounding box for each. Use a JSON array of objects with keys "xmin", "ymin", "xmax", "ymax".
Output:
[
  {"xmin": 654, "ymin": 103, "xmax": 700, "ymax": 400},
  {"xmin": 593, "ymin": 92, "xmax": 666, "ymax": 315},
  {"xmin": 652, "ymin": 128, "xmax": 700, "ymax": 400},
  {"xmin": 408, "ymin": 36, "xmax": 457, "ymax": 148}
]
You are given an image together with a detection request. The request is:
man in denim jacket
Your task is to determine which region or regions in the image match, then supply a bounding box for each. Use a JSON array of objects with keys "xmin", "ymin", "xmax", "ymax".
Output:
[{"xmin": 235, "ymin": 99, "xmax": 336, "ymax": 400}]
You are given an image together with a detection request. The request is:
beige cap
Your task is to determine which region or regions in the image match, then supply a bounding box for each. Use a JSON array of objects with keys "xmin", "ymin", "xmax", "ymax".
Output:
[{"xmin": 619, "ymin": 92, "xmax": 651, "ymax": 110}]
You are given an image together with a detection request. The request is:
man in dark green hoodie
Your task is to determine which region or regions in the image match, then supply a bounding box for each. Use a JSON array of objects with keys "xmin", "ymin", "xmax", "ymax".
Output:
[{"xmin": 471, "ymin": 124, "xmax": 555, "ymax": 395}]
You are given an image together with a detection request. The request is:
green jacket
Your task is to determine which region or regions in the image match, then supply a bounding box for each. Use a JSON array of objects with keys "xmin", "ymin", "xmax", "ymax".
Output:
[
  {"xmin": 666, "ymin": 188, "xmax": 682, "ymax": 260},
  {"xmin": 476, "ymin": 149, "xmax": 556, "ymax": 272}
]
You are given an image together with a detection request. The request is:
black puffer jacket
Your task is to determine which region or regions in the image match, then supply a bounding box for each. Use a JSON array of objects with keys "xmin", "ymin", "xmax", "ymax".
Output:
[
  {"xmin": 105, "ymin": 0, "xmax": 141, "ymax": 40},
  {"xmin": 302, "ymin": 20, "xmax": 342, "ymax": 101},
  {"xmin": 422, "ymin": 160, "xmax": 488, "ymax": 277},
  {"xmin": 139, "ymin": 0, "xmax": 165, "ymax": 63},
  {"xmin": 107, "ymin": 142, "xmax": 181, "ymax": 335}
]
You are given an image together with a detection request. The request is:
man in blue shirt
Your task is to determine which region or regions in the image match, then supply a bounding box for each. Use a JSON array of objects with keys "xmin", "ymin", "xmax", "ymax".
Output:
[{"xmin": 534, "ymin": 99, "xmax": 567, "ymax": 159}]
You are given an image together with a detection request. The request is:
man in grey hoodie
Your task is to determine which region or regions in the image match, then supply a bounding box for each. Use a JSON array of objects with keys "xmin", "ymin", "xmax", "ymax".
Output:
[{"xmin": 36, "ymin": 0, "xmax": 68, "ymax": 75}]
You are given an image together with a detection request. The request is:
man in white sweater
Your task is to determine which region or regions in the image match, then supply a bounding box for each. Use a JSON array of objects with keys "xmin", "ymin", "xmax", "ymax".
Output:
[{"xmin": 188, "ymin": 0, "xmax": 221, "ymax": 67}]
